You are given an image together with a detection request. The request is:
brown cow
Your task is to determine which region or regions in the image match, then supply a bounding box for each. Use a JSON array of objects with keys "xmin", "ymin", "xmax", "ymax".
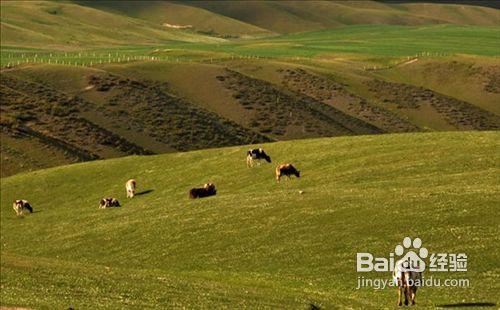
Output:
[
  {"xmin": 189, "ymin": 183, "xmax": 216, "ymax": 199},
  {"xmin": 13, "ymin": 199, "xmax": 33, "ymax": 216},
  {"xmin": 275, "ymin": 164, "xmax": 300, "ymax": 182},
  {"xmin": 394, "ymin": 260, "xmax": 422, "ymax": 306}
]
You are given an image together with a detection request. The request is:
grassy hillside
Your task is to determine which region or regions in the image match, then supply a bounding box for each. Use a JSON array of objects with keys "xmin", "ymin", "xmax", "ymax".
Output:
[
  {"xmin": 0, "ymin": 1, "xmax": 220, "ymax": 49},
  {"xmin": 3, "ymin": 0, "xmax": 497, "ymax": 49},
  {"xmin": 1, "ymin": 131, "xmax": 499, "ymax": 308},
  {"xmin": 0, "ymin": 64, "xmax": 271, "ymax": 177},
  {"xmin": 374, "ymin": 56, "xmax": 500, "ymax": 114},
  {"xmin": 2, "ymin": 46, "xmax": 499, "ymax": 177},
  {"xmin": 1, "ymin": 2, "xmax": 498, "ymax": 177},
  {"xmin": 186, "ymin": 0, "xmax": 500, "ymax": 33},
  {"xmin": 74, "ymin": 1, "xmax": 273, "ymax": 38},
  {"xmin": 2, "ymin": 1, "xmax": 499, "ymax": 50}
]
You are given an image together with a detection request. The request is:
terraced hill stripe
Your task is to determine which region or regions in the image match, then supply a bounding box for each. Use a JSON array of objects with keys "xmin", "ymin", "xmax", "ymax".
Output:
[
  {"xmin": 218, "ymin": 69, "xmax": 383, "ymax": 139},
  {"xmin": 367, "ymin": 79, "xmax": 500, "ymax": 130},
  {"xmin": 87, "ymin": 74, "xmax": 272, "ymax": 151},
  {"xmin": 0, "ymin": 75, "xmax": 153, "ymax": 162},
  {"xmin": 279, "ymin": 68, "xmax": 420, "ymax": 133}
]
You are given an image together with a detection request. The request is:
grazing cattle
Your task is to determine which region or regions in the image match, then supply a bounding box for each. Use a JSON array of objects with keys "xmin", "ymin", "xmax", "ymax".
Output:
[
  {"xmin": 126, "ymin": 179, "xmax": 136, "ymax": 198},
  {"xmin": 247, "ymin": 148, "xmax": 271, "ymax": 167},
  {"xmin": 189, "ymin": 183, "xmax": 216, "ymax": 199},
  {"xmin": 275, "ymin": 163, "xmax": 300, "ymax": 182},
  {"xmin": 393, "ymin": 260, "xmax": 422, "ymax": 306},
  {"xmin": 13, "ymin": 199, "xmax": 33, "ymax": 216},
  {"xmin": 99, "ymin": 197, "xmax": 121, "ymax": 209}
]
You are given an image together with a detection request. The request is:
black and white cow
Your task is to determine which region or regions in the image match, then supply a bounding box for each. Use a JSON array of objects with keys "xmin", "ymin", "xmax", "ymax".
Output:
[
  {"xmin": 13, "ymin": 199, "xmax": 33, "ymax": 216},
  {"xmin": 246, "ymin": 148, "xmax": 271, "ymax": 167},
  {"xmin": 99, "ymin": 197, "xmax": 121, "ymax": 209}
]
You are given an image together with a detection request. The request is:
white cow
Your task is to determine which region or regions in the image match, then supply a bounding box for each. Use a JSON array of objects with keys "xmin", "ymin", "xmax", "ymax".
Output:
[{"xmin": 126, "ymin": 179, "xmax": 136, "ymax": 198}]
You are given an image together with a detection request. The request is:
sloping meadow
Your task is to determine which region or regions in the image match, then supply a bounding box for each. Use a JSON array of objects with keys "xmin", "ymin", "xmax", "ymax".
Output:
[{"xmin": 1, "ymin": 132, "xmax": 499, "ymax": 308}]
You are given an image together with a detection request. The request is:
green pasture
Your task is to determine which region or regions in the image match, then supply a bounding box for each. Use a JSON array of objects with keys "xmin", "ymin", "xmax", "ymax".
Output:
[
  {"xmin": 2, "ymin": 25, "xmax": 498, "ymax": 68},
  {"xmin": 1, "ymin": 132, "xmax": 499, "ymax": 308}
]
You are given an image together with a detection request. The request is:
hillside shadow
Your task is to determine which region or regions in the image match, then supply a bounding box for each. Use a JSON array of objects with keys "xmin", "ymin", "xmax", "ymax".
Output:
[
  {"xmin": 135, "ymin": 189, "xmax": 154, "ymax": 196},
  {"xmin": 437, "ymin": 302, "xmax": 496, "ymax": 308}
]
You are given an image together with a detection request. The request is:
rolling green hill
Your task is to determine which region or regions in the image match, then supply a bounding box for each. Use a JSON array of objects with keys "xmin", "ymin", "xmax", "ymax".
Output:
[
  {"xmin": 186, "ymin": 0, "xmax": 500, "ymax": 33},
  {"xmin": 1, "ymin": 1, "xmax": 499, "ymax": 179},
  {"xmin": 58, "ymin": 0, "xmax": 500, "ymax": 37},
  {"xmin": 2, "ymin": 0, "xmax": 499, "ymax": 50},
  {"xmin": 74, "ymin": 1, "xmax": 274, "ymax": 38},
  {"xmin": 0, "ymin": 64, "xmax": 271, "ymax": 177},
  {"xmin": 1, "ymin": 131, "xmax": 499, "ymax": 308},
  {"xmin": 2, "ymin": 38, "xmax": 499, "ymax": 177},
  {"xmin": 0, "ymin": 1, "xmax": 221, "ymax": 49}
]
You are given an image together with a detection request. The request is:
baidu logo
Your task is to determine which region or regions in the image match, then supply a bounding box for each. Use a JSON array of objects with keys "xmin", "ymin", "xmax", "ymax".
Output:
[
  {"xmin": 356, "ymin": 236, "xmax": 469, "ymax": 289},
  {"xmin": 357, "ymin": 236, "xmax": 429, "ymax": 272},
  {"xmin": 356, "ymin": 236, "xmax": 467, "ymax": 273},
  {"xmin": 394, "ymin": 237, "xmax": 428, "ymax": 272}
]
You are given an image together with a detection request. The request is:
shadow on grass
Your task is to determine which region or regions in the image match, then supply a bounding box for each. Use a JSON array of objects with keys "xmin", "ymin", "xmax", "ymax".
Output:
[
  {"xmin": 437, "ymin": 302, "xmax": 496, "ymax": 308},
  {"xmin": 135, "ymin": 189, "xmax": 154, "ymax": 196},
  {"xmin": 8, "ymin": 210, "xmax": 42, "ymax": 220},
  {"xmin": 309, "ymin": 303, "xmax": 321, "ymax": 310}
]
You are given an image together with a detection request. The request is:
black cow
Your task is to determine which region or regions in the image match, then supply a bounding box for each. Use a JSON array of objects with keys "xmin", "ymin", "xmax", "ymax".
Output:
[{"xmin": 189, "ymin": 183, "xmax": 216, "ymax": 199}]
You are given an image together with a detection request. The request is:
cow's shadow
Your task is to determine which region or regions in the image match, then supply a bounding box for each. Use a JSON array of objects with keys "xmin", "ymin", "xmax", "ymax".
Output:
[
  {"xmin": 437, "ymin": 302, "xmax": 496, "ymax": 308},
  {"xmin": 15, "ymin": 210, "xmax": 42, "ymax": 217},
  {"xmin": 135, "ymin": 189, "xmax": 154, "ymax": 196}
]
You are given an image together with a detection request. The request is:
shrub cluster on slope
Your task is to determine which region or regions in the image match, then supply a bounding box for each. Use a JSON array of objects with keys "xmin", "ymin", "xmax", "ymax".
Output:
[
  {"xmin": 88, "ymin": 74, "xmax": 272, "ymax": 151},
  {"xmin": 366, "ymin": 79, "xmax": 500, "ymax": 130},
  {"xmin": 279, "ymin": 68, "xmax": 420, "ymax": 133},
  {"xmin": 217, "ymin": 69, "xmax": 382, "ymax": 139}
]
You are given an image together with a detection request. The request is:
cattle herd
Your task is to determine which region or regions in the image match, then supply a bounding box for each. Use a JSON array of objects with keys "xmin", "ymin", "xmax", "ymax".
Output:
[
  {"xmin": 10, "ymin": 147, "xmax": 416, "ymax": 305},
  {"xmin": 12, "ymin": 148, "xmax": 299, "ymax": 214}
]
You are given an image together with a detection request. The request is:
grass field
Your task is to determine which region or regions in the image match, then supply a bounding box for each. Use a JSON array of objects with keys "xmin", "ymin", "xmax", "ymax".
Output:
[
  {"xmin": 1, "ymin": 1, "xmax": 499, "ymax": 308},
  {"xmin": 266, "ymin": 25, "xmax": 500, "ymax": 57},
  {"xmin": 2, "ymin": 24, "xmax": 499, "ymax": 69},
  {"xmin": 173, "ymin": 24, "xmax": 500, "ymax": 58},
  {"xmin": 1, "ymin": 131, "xmax": 499, "ymax": 308}
]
